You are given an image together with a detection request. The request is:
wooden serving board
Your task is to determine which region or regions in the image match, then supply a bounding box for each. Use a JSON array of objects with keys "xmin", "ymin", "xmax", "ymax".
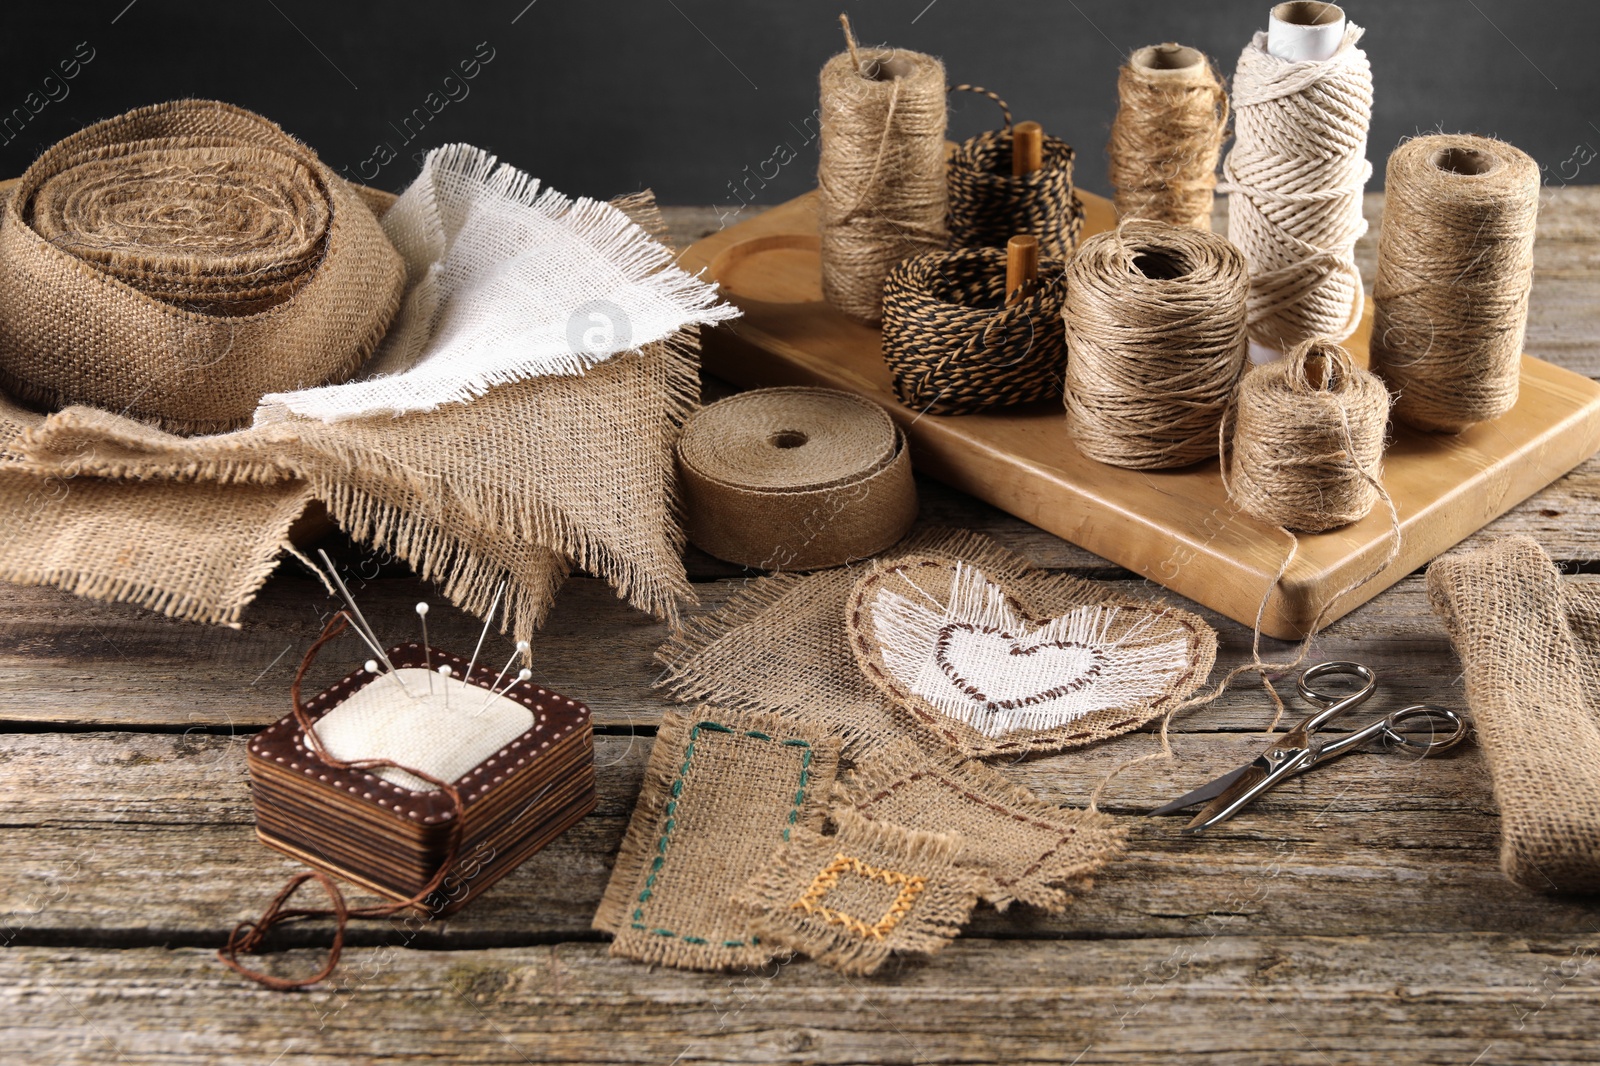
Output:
[{"xmin": 679, "ymin": 190, "xmax": 1600, "ymax": 638}]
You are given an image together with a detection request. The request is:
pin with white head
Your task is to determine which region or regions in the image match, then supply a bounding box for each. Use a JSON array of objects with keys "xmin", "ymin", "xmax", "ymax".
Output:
[
  {"xmin": 416, "ymin": 602, "xmax": 433, "ymax": 693},
  {"xmin": 313, "ymin": 548, "xmax": 414, "ymax": 697},
  {"xmin": 437, "ymin": 663, "xmax": 454, "ymax": 710},
  {"xmin": 478, "ymin": 641, "xmax": 531, "ymax": 715}
]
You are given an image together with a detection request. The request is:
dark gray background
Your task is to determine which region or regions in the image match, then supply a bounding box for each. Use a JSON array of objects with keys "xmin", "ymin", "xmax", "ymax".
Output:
[{"xmin": 2, "ymin": 1, "xmax": 1595, "ymax": 212}]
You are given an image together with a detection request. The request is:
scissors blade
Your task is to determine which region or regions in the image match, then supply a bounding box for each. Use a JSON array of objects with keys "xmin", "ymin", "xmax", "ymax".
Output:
[
  {"xmin": 1147, "ymin": 763, "xmax": 1255, "ymax": 817},
  {"xmin": 1183, "ymin": 743, "xmax": 1312, "ymax": 833}
]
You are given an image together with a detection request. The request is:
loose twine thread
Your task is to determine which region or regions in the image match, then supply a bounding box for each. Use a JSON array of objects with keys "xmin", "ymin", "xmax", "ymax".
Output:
[
  {"xmin": 818, "ymin": 14, "xmax": 948, "ymax": 325},
  {"xmin": 1371, "ymin": 133, "xmax": 1541, "ymax": 433},
  {"xmin": 1218, "ymin": 21, "xmax": 1373, "ymax": 350},
  {"xmin": 1062, "ymin": 220, "xmax": 1249, "ymax": 469},
  {"xmin": 945, "ymin": 85, "xmax": 1084, "ymax": 258},
  {"xmin": 1089, "ymin": 337, "xmax": 1401, "ymax": 807},
  {"xmin": 1108, "ymin": 43, "xmax": 1229, "ymax": 231}
]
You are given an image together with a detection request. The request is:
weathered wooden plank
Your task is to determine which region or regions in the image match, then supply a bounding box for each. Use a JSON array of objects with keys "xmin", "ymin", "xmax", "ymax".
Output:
[
  {"xmin": 0, "ymin": 569, "xmax": 1474, "ymax": 733},
  {"xmin": 4, "ymin": 729, "xmax": 1590, "ymax": 948},
  {"xmin": 5, "ymin": 935, "xmax": 1598, "ymax": 1065}
]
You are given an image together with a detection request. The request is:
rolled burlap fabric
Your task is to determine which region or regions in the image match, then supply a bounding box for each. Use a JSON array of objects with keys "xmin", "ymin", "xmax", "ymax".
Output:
[
  {"xmin": 1428, "ymin": 536, "xmax": 1600, "ymax": 894},
  {"xmin": 675, "ymin": 387, "xmax": 917, "ymax": 570},
  {"xmin": 0, "ymin": 99, "xmax": 405, "ymax": 433}
]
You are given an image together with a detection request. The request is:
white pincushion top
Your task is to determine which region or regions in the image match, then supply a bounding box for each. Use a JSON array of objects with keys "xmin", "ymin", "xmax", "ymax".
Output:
[{"xmin": 310, "ymin": 668, "xmax": 533, "ymax": 791}]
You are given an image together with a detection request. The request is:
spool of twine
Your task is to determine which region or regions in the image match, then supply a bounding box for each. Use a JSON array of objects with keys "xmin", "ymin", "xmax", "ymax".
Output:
[
  {"xmin": 1107, "ymin": 43, "xmax": 1229, "ymax": 230},
  {"xmin": 946, "ymin": 87, "xmax": 1084, "ymax": 257},
  {"xmin": 1227, "ymin": 337, "xmax": 1390, "ymax": 532},
  {"xmin": 881, "ymin": 246, "xmax": 1068, "ymax": 414},
  {"xmin": 676, "ymin": 387, "xmax": 918, "ymax": 570},
  {"xmin": 1062, "ymin": 221, "xmax": 1249, "ymax": 469},
  {"xmin": 1371, "ymin": 134, "xmax": 1540, "ymax": 433},
  {"xmin": 818, "ymin": 15, "xmax": 949, "ymax": 325},
  {"xmin": 1219, "ymin": 12, "xmax": 1373, "ymax": 350}
]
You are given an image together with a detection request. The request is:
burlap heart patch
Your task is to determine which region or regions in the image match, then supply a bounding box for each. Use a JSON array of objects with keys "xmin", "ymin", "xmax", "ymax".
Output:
[{"xmin": 846, "ymin": 554, "xmax": 1216, "ymax": 757}]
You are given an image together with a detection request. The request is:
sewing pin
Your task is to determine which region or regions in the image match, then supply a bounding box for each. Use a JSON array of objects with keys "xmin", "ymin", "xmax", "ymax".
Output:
[
  {"xmin": 315, "ymin": 549, "xmax": 412, "ymax": 696},
  {"xmin": 416, "ymin": 602, "xmax": 433, "ymax": 694},
  {"xmin": 477, "ymin": 641, "xmax": 531, "ymax": 714},
  {"xmin": 465, "ymin": 580, "xmax": 508, "ymax": 687},
  {"xmin": 438, "ymin": 664, "xmax": 454, "ymax": 710}
]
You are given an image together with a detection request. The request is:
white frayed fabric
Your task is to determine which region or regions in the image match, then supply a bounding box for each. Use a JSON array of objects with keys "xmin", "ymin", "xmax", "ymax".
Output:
[
  {"xmin": 870, "ymin": 560, "xmax": 1195, "ymax": 738},
  {"xmin": 310, "ymin": 668, "xmax": 533, "ymax": 790},
  {"xmin": 256, "ymin": 144, "xmax": 739, "ymax": 423}
]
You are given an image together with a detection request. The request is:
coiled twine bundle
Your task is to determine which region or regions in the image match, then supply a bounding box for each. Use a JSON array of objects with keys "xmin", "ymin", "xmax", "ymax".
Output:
[
  {"xmin": 1062, "ymin": 221, "xmax": 1248, "ymax": 469},
  {"xmin": 1227, "ymin": 337, "xmax": 1389, "ymax": 532},
  {"xmin": 818, "ymin": 26, "xmax": 948, "ymax": 325},
  {"xmin": 0, "ymin": 100, "xmax": 405, "ymax": 433},
  {"xmin": 676, "ymin": 387, "xmax": 918, "ymax": 570},
  {"xmin": 947, "ymin": 115, "xmax": 1084, "ymax": 256},
  {"xmin": 1371, "ymin": 134, "xmax": 1540, "ymax": 433},
  {"xmin": 1108, "ymin": 43, "xmax": 1229, "ymax": 230},
  {"xmin": 1220, "ymin": 21, "xmax": 1373, "ymax": 350},
  {"xmin": 882, "ymin": 247, "xmax": 1067, "ymax": 414}
]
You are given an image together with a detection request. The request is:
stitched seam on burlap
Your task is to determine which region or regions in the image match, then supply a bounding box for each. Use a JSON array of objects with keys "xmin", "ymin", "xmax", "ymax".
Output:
[
  {"xmin": 790, "ymin": 851, "xmax": 929, "ymax": 940},
  {"xmin": 630, "ymin": 720, "xmax": 814, "ymax": 947}
]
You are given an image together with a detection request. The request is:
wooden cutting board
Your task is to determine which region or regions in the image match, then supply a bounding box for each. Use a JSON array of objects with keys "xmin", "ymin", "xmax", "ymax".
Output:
[{"xmin": 678, "ymin": 189, "xmax": 1600, "ymax": 638}]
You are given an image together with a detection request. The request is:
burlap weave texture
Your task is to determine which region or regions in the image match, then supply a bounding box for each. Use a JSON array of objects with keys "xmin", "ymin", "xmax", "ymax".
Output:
[{"xmin": 1428, "ymin": 536, "xmax": 1600, "ymax": 894}]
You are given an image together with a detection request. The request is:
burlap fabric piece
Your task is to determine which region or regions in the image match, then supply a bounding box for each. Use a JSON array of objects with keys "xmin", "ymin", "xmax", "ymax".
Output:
[
  {"xmin": 1427, "ymin": 536, "xmax": 1600, "ymax": 894},
  {"xmin": 833, "ymin": 739, "xmax": 1125, "ymax": 912},
  {"xmin": 733, "ymin": 808, "xmax": 982, "ymax": 976},
  {"xmin": 0, "ymin": 194, "xmax": 700, "ymax": 639},
  {"xmin": 846, "ymin": 553, "xmax": 1216, "ymax": 759},
  {"xmin": 593, "ymin": 707, "xmax": 841, "ymax": 970},
  {"xmin": 656, "ymin": 529, "xmax": 1218, "ymax": 760},
  {"xmin": 0, "ymin": 100, "xmax": 405, "ymax": 434}
]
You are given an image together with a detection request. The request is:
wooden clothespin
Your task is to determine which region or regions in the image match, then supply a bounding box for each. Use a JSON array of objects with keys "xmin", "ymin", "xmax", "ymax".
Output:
[
  {"xmin": 1012, "ymin": 120, "xmax": 1043, "ymax": 177},
  {"xmin": 1006, "ymin": 234, "xmax": 1039, "ymax": 306}
]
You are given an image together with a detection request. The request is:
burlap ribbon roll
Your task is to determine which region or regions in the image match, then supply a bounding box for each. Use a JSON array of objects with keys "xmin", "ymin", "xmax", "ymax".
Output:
[
  {"xmin": 676, "ymin": 387, "xmax": 917, "ymax": 570},
  {"xmin": 0, "ymin": 99, "xmax": 405, "ymax": 433}
]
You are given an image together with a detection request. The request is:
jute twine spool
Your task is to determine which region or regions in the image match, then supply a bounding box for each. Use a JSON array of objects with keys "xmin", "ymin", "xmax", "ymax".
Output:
[
  {"xmin": 0, "ymin": 99, "xmax": 404, "ymax": 433},
  {"xmin": 946, "ymin": 87, "xmax": 1084, "ymax": 257},
  {"xmin": 1226, "ymin": 337, "xmax": 1389, "ymax": 532},
  {"xmin": 1219, "ymin": 16, "xmax": 1373, "ymax": 350},
  {"xmin": 1371, "ymin": 134, "xmax": 1540, "ymax": 433},
  {"xmin": 1062, "ymin": 221, "xmax": 1248, "ymax": 469},
  {"xmin": 882, "ymin": 246, "xmax": 1067, "ymax": 414},
  {"xmin": 676, "ymin": 387, "xmax": 918, "ymax": 570},
  {"xmin": 1107, "ymin": 43, "xmax": 1229, "ymax": 230},
  {"xmin": 818, "ymin": 15, "xmax": 948, "ymax": 325}
]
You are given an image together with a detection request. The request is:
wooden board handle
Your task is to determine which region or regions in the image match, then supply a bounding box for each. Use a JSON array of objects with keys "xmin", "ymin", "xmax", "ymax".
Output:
[
  {"xmin": 1006, "ymin": 235, "xmax": 1039, "ymax": 306},
  {"xmin": 1012, "ymin": 121, "xmax": 1043, "ymax": 176}
]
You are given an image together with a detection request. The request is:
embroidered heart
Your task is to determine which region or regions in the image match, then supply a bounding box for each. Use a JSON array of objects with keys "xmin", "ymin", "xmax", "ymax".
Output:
[
  {"xmin": 934, "ymin": 624, "xmax": 1104, "ymax": 711},
  {"xmin": 846, "ymin": 554, "xmax": 1216, "ymax": 756}
]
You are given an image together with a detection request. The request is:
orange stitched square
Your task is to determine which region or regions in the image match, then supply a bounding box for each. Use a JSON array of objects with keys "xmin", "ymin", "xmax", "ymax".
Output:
[{"xmin": 790, "ymin": 852, "xmax": 928, "ymax": 940}]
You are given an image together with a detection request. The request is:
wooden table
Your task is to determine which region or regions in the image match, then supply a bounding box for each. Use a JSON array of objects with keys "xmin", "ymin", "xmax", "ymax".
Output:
[{"xmin": 5, "ymin": 193, "xmax": 1600, "ymax": 1064}]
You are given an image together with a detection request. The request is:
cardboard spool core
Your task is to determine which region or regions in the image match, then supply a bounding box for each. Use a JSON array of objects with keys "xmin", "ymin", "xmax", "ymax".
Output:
[
  {"xmin": 1434, "ymin": 146, "xmax": 1497, "ymax": 176},
  {"xmin": 1133, "ymin": 43, "xmax": 1205, "ymax": 72},
  {"xmin": 1272, "ymin": 1, "xmax": 1344, "ymax": 27}
]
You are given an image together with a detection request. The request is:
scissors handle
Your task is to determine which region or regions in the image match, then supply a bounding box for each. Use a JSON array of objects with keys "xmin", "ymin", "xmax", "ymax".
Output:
[
  {"xmin": 1296, "ymin": 661, "xmax": 1378, "ymax": 731},
  {"xmin": 1309, "ymin": 703, "xmax": 1469, "ymax": 765}
]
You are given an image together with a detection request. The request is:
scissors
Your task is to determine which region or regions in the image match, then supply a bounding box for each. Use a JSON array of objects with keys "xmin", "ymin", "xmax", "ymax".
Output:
[{"xmin": 1149, "ymin": 661, "xmax": 1470, "ymax": 832}]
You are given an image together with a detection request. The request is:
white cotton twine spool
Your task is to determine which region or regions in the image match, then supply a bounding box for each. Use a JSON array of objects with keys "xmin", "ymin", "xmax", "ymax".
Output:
[{"xmin": 1221, "ymin": 2, "xmax": 1373, "ymax": 363}]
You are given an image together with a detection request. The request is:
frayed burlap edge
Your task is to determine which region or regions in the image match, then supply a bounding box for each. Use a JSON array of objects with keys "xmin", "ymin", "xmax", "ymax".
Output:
[
  {"xmin": 653, "ymin": 527, "xmax": 1040, "ymax": 759},
  {"xmin": 594, "ymin": 706, "xmax": 842, "ymax": 970},
  {"xmin": 835, "ymin": 739, "xmax": 1127, "ymax": 912},
  {"xmin": 734, "ymin": 808, "xmax": 981, "ymax": 976}
]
